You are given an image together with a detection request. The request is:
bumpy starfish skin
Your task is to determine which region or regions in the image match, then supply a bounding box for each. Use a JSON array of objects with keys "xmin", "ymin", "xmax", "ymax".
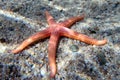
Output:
[{"xmin": 11, "ymin": 11, "xmax": 107, "ymax": 78}]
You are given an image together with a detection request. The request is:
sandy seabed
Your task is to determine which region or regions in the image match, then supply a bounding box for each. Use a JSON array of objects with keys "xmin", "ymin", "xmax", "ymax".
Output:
[{"xmin": 0, "ymin": 0, "xmax": 120, "ymax": 80}]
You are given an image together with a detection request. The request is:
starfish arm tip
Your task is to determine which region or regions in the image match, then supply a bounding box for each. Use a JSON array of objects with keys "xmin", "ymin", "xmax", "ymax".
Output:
[
  {"xmin": 49, "ymin": 65, "xmax": 57, "ymax": 78},
  {"xmin": 11, "ymin": 47, "xmax": 24, "ymax": 54},
  {"xmin": 96, "ymin": 39, "xmax": 107, "ymax": 46},
  {"xmin": 11, "ymin": 49, "xmax": 20, "ymax": 54},
  {"xmin": 45, "ymin": 10, "xmax": 49, "ymax": 14}
]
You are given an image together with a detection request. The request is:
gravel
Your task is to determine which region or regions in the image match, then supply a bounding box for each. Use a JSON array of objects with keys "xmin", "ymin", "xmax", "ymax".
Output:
[{"xmin": 0, "ymin": 0, "xmax": 120, "ymax": 80}]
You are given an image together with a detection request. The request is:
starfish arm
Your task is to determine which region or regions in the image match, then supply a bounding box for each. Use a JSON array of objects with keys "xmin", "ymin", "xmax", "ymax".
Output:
[
  {"xmin": 60, "ymin": 27, "xmax": 107, "ymax": 45},
  {"xmin": 48, "ymin": 32, "xmax": 60, "ymax": 78},
  {"xmin": 11, "ymin": 28, "xmax": 51, "ymax": 54},
  {"xmin": 45, "ymin": 11, "xmax": 56, "ymax": 25},
  {"xmin": 59, "ymin": 14, "xmax": 85, "ymax": 28}
]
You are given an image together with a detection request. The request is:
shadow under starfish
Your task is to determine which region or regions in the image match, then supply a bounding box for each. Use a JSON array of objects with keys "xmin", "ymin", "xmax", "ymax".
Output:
[{"xmin": 11, "ymin": 11, "xmax": 107, "ymax": 78}]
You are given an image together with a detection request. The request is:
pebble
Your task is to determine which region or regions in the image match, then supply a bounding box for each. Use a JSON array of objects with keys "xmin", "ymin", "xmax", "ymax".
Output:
[
  {"xmin": 69, "ymin": 45, "xmax": 79, "ymax": 52},
  {"xmin": 96, "ymin": 53, "xmax": 107, "ymax": 66}
]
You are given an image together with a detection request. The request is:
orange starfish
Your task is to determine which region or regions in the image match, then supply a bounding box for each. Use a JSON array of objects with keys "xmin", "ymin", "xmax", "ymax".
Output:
[{"xmin": 11, "ymin": 11, "xmax": 107, "ymax": 78}]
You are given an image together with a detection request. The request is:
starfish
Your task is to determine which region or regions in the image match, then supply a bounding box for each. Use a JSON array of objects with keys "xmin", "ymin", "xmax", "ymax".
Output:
[{"xmin": 11, "ymin": 11, "xmax": 107, "ymax": 78}]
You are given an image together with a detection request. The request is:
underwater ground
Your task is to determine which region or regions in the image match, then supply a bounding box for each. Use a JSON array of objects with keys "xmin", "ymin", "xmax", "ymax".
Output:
[{"xmin": 0, "ymin": 0, "xmax": 120, "ymax": 80}]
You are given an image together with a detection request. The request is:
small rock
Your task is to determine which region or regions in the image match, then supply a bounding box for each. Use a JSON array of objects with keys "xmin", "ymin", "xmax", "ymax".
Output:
[
  {"xmin": 96, "ymin": 53, "xmax": 107, "ymax": 66},
  {"xmin": 69, "ymin": 45, "xmax": 79, "ymax": 52}
]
